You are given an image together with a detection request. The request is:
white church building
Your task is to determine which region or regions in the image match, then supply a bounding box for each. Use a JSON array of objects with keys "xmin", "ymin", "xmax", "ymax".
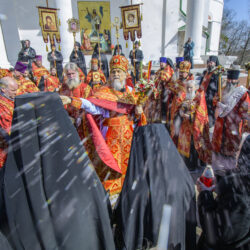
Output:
[{"xmin": 0, "ymin": 0, "xmax": 224, "ymax": 69}]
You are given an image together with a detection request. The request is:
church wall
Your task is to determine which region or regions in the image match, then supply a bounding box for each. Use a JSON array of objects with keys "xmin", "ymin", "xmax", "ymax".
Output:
[
  {"xmin": 1, "ymin": 0, "xmax": 25, "ymax": 67},
  {"xmin": 0, "ymin": 0, "xmax": 223, "ymax": 69},
  {"xmin": 136, "ymin": 0, "xmax": 165, "ymax": 63},
  {"xmin": 162, "ymin": 0, "xmax": 179, "ymax": 61},
  {"xmin": 0, "ymin": 21, "xmax": 11, "ymax": 68}
]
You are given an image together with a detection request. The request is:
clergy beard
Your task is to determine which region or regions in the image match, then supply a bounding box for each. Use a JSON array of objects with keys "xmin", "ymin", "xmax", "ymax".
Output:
[
  {"xmin": 208, "ymin": 65, "xmax": 216, "ymax": 72},
  {"xmin": 112, "ymin": 79, "xmax": 125, "ymax": 91},
  {"xmin": 185, "ymin": 91, "xmax": 195, "ymax": 100},
  {"xmin": 92, "ymin": 65, "xmax": 98, "ymax": 71},
  {"xmin": 222, "ymin": 83, "xmax": 237, "ymax": 102},
  {"xmin": 66, "ymin": 76, "xmax": 80, "ymax": 90}
]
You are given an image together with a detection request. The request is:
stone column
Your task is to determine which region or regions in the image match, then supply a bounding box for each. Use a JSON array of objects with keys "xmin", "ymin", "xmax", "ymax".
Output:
[
  {"xmin": 185, "ymin": 0, "xmax": 205, "ymax": 64},
  {"xmin": 55, "ymin": 0, "xmax": 74, "ymax": 64},
  {"xmin": 0, "ymin": 21, "xmax": 11, "ymax": 68},
  {"xmin": 207, "ymin": 0, "xmax": 224, "ymax": 55}
]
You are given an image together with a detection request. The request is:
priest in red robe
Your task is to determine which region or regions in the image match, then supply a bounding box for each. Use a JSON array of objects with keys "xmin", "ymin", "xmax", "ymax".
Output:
[
  {"xmin": 61, "ymin": 55, "xmax": 147, "ymax": 204},
  {"xmin": 32, "ymin": 55, "xmax": 50, "ymax": 86},
  {"xmin": 155, "ymin": 57, "xmax": 175, "ymax": 121},
  {"xmin": 171, "ymin": 80, "xmax": 211, "ymax": 171},
  {"xmin": 167, "ymin": 60, "xmax": 194, "ymax": 129},
  {"xmin": 60, "ymin": 62, "xmax": 92, "ymax": 140},
  {"xmin": 86, "ymin": 58, "xmax": 106, "ymax": 90},
  {"xmin": 44, "ymin": 67, "xmax": 60, "ymax": 92},
  {"xmin": 212, "ymin": 68, "xmax": 250, "ymax": 173},
  {"xmin": 0, "ymin": 77, "xmax": 18, "ymax": 168},
  {"xmin": 12, "ymin": 61, "xmax": 39, "ymax": 95}
]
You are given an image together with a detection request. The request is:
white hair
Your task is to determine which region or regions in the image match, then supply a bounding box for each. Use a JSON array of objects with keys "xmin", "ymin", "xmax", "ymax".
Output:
[
  {"xmin": 64, "ymin": 62, "xmax": 79, "ymax": 73},
  {"xmin": 64, "ymin": 63, "xmax": 81, "ymax": 90},
  {"xmin": 0, "ymin": 76, "xmax": 16, "ymax": 89},
  {"xmin": 0, "ymin": 78, "xmax": 8, "ymax": 89}
]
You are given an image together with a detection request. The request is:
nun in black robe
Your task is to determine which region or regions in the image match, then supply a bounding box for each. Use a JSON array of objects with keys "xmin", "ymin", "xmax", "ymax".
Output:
[
  {"xmin": 47, "ymin": 48, "xmax": 64, "ymax": 83},
  {"xmin": 1, "ymin": 92, "xmax": 115, "ymax": 250},
  {"xmin": 113, "ymin": 124, "xmax": 196, "ymax": 250},
  {"xmin": 113, "ymin": 45, "xmax": 125, "ymax": 57},
  {"xmin": 70, "ymin": 42, "xmax": 87, "ymax": 76},
  {"xmin": 92, "ymin": 43, "xmax": 109, "ymax": 79}
]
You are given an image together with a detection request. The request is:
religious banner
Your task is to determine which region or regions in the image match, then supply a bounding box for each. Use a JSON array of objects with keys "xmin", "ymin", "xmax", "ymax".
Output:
[
  {"xmin": 120, "ymin": 4, "xmax": 142, "ymax": 41},
  {"xmin": 37, "ymin": 7, "xmax": 61, "ymax": 50},
  {"xmin": 68, "ymin": 18, "xmax": 80, "ymax": 33},
  {"xmin": 67, "ymin": 18, "xmax": 80, "ymax": 44},
  {"xmin": 78, "ymin": 1, "xmax": 112, "ymax": 55}
]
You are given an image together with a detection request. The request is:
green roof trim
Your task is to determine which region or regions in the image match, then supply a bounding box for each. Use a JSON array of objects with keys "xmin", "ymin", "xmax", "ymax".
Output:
[
  {"xmin": 178, "ymin": 25, "xmax": 186, "ymax": 31},
  {"xmin": 179, "ymin": 0, "xmax": 187, "ymax": 17}
]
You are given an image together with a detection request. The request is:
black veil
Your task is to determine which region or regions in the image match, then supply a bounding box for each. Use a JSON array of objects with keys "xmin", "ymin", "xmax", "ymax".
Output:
[
  {"xmin": 114, "ymin": 124, "xmax": 196, "ymax": 250},
  {"xmin": 2, "ymin": 92, "xmax": 115, "ymax": 250}
]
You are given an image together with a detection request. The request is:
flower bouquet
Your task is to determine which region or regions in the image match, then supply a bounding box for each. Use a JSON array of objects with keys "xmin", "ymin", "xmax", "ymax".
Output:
[{"xmin": 135, "ymin": 78, "xmax": 160, "ymax": 105}]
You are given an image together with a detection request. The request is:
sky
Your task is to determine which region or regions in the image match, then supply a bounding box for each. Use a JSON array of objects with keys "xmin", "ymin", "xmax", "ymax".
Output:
[{"xmin": 224, "ymin": 0, "xmax": 250, "ymax": 23}]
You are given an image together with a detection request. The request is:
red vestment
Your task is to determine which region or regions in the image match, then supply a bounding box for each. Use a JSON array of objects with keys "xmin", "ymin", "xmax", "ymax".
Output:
[
  {"xmin": 125, "ymin": 74, "xmax": 134, "ymax": 88},
  {"xmin": 0, "ymin": 94, "xmax": 14, "ymax": 168},
  {"xmin": 60, "ymin": 82, "xmax": 92, "ymax": 139},
  {"xmin": 78, "ymin": 68, "xmax": 86, "ymax": 82},
  {"xmin": 155, "ymin": 65, "xmax": 174, "ymax": 88},
  {"xmin": 171, "ymin": 90, "xmax": 211, "ymax": 163},
  {"xmin": 198, "ymin": 72, "xmax": 214, "ymax": 92},
  {"xmin": 0, "ymin": 69, "xmax": 12, "ymax": 79},
  {"xmin": 166, "ymin": 74, "xmax": 194, "ymax": 125},
  {"xmin": 32, "ymin": 63, "xmax": 50, "ymax": 86},
  {"xmin": 154, "ymin": 65, "xmax": 175, "ymax": 121},
  {"xmin": 70, "ymin": 86, "xmax": 147, "ymax": 196},
  {"xmin": 86, "ymin": 69, "xmax": 106, "ymax": 89},
  {"xmin": 44, "ymin": 76, "xmax": 60, "ymax": 92},
  {"xmin": 212, "ymin": 88, "xmax": 250, "ymax": 156},
  {"xmin": 15, "ymin": 76, "xmax": 39, "ymax": 95}
]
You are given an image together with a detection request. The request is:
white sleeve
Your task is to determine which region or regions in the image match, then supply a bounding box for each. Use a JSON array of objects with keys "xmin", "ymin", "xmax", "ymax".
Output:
[{"xmin": 80, "ymin": 98, "xmax": 109, "ymax": 117}]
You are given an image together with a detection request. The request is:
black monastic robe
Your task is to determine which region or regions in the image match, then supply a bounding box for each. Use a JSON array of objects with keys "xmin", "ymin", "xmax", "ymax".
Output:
[{"xmin": 2, "ymin": 92, "xmax": 115, "ymax": 250}]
